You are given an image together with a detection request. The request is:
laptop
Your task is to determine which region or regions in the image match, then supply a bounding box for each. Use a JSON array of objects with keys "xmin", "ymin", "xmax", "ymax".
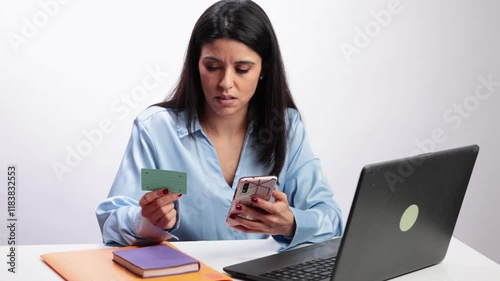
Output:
[{"xmin": 223, "ymin": 144, "xmax": 480, "ymax": 281}]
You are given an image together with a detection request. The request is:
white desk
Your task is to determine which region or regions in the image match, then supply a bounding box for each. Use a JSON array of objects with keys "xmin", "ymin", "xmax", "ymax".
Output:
[{"xmin": 1, "ymin": 237, "xmax": 499, "ymax": 280}]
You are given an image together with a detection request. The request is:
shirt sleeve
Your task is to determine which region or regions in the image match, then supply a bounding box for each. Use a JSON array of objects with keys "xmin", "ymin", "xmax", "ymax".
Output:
[
  {"xmin": 273, "ymin": 110, "xmax": 344, "ymax": 250},
  {"xmin": 95, "ymin": 118, "xmax": 180, "ymax": 245}
]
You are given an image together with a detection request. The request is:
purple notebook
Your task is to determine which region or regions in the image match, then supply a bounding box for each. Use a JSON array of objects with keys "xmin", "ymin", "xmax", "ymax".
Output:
[{"xmin": 112, "ymin": 244, "xmax": 200, "ymax": 278}]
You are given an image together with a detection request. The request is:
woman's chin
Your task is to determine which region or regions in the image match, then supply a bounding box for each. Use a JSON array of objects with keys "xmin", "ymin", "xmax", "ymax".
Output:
[{"xmin": 206, "ymin": 103, "xmax": 248, "ymax": 119}]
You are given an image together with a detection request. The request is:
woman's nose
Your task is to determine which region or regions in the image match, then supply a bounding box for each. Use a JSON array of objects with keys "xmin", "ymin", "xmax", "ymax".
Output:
[{"xmin": 219, "ymin": 69, "xmax": 234, "ymax": 90}]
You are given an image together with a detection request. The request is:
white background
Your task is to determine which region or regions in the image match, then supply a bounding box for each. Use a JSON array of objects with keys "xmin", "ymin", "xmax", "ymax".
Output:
[{"xmin": 1, "ymin": 0, "xmax": 499, "ymax": 265}]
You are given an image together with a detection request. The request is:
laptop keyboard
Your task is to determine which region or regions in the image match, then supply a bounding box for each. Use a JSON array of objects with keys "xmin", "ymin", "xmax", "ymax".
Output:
[{"xmin": 260, "ymin": 256, "xmax": 336, "ymax": 281}]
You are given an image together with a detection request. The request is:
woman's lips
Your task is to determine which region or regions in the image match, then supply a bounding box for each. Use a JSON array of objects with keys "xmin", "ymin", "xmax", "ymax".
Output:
[{"xmin": 216, "ymin": 95, "xmax": 236, "ymax": 106}]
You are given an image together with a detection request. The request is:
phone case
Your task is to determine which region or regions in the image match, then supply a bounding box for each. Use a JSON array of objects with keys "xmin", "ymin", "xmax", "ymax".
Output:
[{"xmin": 226, "ymin": 175, "xmax": 277, "ymax": 226}]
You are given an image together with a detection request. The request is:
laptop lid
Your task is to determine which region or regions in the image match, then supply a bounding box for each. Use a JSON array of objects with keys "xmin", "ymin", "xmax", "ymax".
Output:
[
  {"xmin": 331, "ymin": 144, "xmax": 479, "ymax": 280},
  {"xmin": 223, "ymin": 144, "xmax": 479, "ymax": 281}
]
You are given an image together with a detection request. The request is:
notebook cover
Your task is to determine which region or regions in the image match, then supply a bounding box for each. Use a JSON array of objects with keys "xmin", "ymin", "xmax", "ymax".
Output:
[
  {"xmin": 113, "ymin": 244, "xmax": 199, "ymax": 274},
  {"xmin": 41, "ymin": 241, "xmax": 232, "ymax": 281}
]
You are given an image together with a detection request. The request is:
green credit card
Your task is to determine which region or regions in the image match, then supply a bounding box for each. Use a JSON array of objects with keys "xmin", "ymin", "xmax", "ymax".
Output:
[{"xmin": 141, "ymin": 168, "xmax": 187, "ymax": 194}]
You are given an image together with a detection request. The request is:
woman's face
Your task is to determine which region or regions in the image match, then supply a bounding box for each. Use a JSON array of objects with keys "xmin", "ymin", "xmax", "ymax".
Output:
[{"xmin": 198, "ymin": 38, "xmax": 262, "ymax": 120}]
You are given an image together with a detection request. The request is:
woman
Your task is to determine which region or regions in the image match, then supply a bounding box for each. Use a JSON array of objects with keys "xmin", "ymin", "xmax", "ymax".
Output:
[{"xmin": 96, "ymin": 0, "xmax": 343, "ymax": 250}]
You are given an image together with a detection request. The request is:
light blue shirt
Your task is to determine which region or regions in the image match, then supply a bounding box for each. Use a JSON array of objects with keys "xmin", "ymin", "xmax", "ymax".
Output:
[{"xmin": 96, "ymin": 106, "xmax": 343, "ymax": 250}]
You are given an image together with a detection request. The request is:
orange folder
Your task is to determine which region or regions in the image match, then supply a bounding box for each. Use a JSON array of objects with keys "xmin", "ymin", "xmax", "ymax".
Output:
[{"xmin": 41, "ymin": 241, "xmax": 232, "ymax": 281}]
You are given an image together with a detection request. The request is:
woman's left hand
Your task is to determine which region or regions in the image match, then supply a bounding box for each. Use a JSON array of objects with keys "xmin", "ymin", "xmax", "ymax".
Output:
[{"xmin": 229, "ymin": 188, "xmax": 296, "ymax": 237}]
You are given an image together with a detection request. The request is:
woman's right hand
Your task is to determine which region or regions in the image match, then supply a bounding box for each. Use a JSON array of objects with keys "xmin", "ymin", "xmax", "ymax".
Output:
[{"xmin": 139, "ymin": 189, "xmax": 181, "ymax": 230}]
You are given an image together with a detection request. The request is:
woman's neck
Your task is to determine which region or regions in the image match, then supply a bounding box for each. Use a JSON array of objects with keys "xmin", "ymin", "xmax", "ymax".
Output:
[{"xmin": 201, "ymin": 109, "xmax": 248, "ymax": 137}]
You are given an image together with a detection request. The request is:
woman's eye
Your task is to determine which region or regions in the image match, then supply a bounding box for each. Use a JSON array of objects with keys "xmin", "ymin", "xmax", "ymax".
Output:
[
  {"xmin": 205, "ymin": 65, "xmax": 220, "ymax": 71},
  {"xmin": 236, "ymin": 68, "xmax": 250, "ymax": 74}
]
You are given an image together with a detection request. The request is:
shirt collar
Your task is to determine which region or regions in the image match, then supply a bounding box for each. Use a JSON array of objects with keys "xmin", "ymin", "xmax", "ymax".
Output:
[{"xmin": 176, "ymin": 111, "xmax": 202, "ymax": 138}]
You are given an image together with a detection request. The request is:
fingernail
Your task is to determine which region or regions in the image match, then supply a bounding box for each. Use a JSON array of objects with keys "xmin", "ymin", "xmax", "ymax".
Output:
[
  {"xmin": 251, "ymin": 197, "xmax": 258, "ymax": 203},
  {"xmin": 178, "ymin": 194, "xmax": 182, "ymax": 197},
  {"xmin": 229, "ymin": 214, "xmax": 236, "ymax": 219},
  {"xmin": 162, "ymin": 189, "xmax": 169, "ymax": 195},
  {"xmin": 235, "ymin": 204, "xmax": 242, "ymax": 211}
]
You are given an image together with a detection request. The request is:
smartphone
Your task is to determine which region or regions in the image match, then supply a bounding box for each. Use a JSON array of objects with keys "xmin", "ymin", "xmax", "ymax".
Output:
[{"xmin": 226, "ymin": 175, "xmax": 277, "ymax": 226}]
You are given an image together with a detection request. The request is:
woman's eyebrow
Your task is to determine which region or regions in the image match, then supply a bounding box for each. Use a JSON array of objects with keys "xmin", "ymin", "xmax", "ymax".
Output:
[
  {"xmin": 234, "ymin": 60, "xmax": 255, "ymax": 65},
  {"xmin": 201, "ymin": 56, "xmax": 255, "ymax": 65},
  {"xmin": 201, "ymin": 56, "xmax": 221, "ymax": 62}
]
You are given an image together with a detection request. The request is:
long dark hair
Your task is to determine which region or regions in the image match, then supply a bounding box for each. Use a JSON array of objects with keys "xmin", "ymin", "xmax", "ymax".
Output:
[{"xmin": 157, "ymin": 0, "xmax": 298, "ymax": 176}]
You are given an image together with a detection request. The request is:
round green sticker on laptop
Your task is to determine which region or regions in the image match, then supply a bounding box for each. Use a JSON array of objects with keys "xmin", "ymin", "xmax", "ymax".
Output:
[{"xmin": 400, "ymin": 204, "xmax": 419, "ymax": 232}]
